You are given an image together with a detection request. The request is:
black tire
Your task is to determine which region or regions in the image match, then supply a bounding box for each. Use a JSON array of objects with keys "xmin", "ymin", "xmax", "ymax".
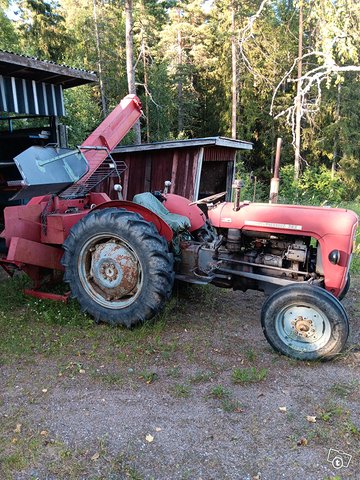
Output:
[
  {"xmin": 62, "ymin": 208, "xmax": 174, "ymax": 327},
  {"xmin": 338, "ymin": 273, "xmax": 350, "ymax": 301},
  {"xmin": 261, "ymin": 284, "xmax": 349, "ymax": 361}
]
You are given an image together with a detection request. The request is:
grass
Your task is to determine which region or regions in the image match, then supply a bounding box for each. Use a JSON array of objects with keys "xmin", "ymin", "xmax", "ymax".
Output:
[
  {"xmin": 0, "ymin": 266, "xmax": 359, "ymax": 478},
  {"xmin": 315, "ymin": 401, "xmax": 360, "ymax": 438},
  {"xmin": 343, "ymin": 420, "xmax": 360, "ymax": 437},
  {"xmin": 318, "ymin": 404, "xmax": 344, "ymax": 422},
  {"xmin": 173, "ymin": 384, "xmax": 191, "ymax": 398},
  {"xmin": 167, "ymin": 366, "xmax": 181, "ymax": 378},
  {"xmin": 190, "ymin": 370, "xmax": 215, "ymax": 384},
  {"xmin": 0, "ymin": 275, "xmax": 184, "ymax": 367},
  {"xmin": 245, "ymin": 347, "xmax": 257, "ymax": 363},
  {"xmin": 221, "ymin": 398, "xmax": 243, "ymax": 413},
  {"xmin": 300, "ymin": 398, "xmax": 360, "ymax": 449},
  {"xmin": 208, "ymin": 386, "xmax": 243, "ymax": 413},
  {"xmin": 231, "ymin": 367, "xmax": 268, "ymax": 384},
  {"xmin": 330, "ymin": 381, "xmax": 359, "ymax": 399},
  {"xmin": 93, "ymin": 371, "xmax": 124, "ymax": 387},
  {"xmin": 0, "ymin": 276, "xmax": 95, "ymax": 361},
  {"xmin": 341, "ymin": 202, "xmax": 360, "ymax": 274},
  {"xmin": 0, "ymin": 414, "xmax": 144, "ymax": 480},
  {"xmin": 138, "ymin": 369, "xmax": 158, "ymax": 384},
  {"xmin": 209, "ymin": 385, "xmax": 230, "ymax": 399}
]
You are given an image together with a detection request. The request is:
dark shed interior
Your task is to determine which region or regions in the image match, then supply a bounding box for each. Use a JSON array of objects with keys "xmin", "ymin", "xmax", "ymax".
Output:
[{"xmin": 0, "ymin": 50, "xmax": 96, "ymax": 216}]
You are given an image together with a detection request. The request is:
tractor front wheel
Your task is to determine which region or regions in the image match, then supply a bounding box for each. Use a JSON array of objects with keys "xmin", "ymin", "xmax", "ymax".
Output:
[
  {"xmin": 261, "ymin": 284, "xmax": 349, "ymax": 360},
  {"xmin": 62, "ymin": 208, "xmax": 174, "ymax": 327}
]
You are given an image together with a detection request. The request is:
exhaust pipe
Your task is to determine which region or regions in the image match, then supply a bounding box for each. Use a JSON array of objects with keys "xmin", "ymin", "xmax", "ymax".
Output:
[
  {"xmin": 233, "ymin": 179, "xmax": 243, "ymax": 211},
  {"xmin": 269, "ymin": 137, "xmax": 282, "ymax": 204}
]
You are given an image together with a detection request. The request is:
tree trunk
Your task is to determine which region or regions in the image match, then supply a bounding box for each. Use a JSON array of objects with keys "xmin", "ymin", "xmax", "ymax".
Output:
[
  {"xmin": 140, "ymin": 1, "xmax": 150, "ymax": 142},
  {"xmin": 125, "ymin": 0, "xmax": 141, "ymax": 144},
  {"xmin": 231, "ymin": 1, "xmax": 237, "ymax": 139},
  {"xmin": 332, "ymin": 83, "xmax": 341, "ymax": 178},
  {"xmin": 177, "ymin": 6, "xmax": 184, "ymax": 134},
  {"xmin": 294, "ymin": 2, "xmax": 303, "ymax": 179},
  {"xmin": 93, "ymin": 0, "xmax": 107, "ymax": 118}
]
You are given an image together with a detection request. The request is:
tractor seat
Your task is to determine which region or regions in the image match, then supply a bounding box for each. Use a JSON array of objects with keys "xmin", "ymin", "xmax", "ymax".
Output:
[{"xmin": 133, "ymin": 192, "xmax": 191, "ymax": 232}]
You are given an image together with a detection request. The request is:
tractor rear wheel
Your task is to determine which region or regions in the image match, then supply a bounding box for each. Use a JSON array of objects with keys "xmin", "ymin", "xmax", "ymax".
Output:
[
  {"xmin": 261, "ymin": 284, "xmax": 349, "ymax": 360},
  {"xmin": 62, "ymin": 208, "xmax": 174, "ymax": 327}
]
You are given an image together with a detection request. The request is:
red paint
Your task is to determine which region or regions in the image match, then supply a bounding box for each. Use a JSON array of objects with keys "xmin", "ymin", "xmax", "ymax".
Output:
[
  {"xmin": 92, "ymin": 200, "xmax": 174, "ymax": 242},
  {"xmin": 208, "ymin": 202, "xmax": 358, "ymax": 296},
  {"xmin": 6, "ymin": 237, "xmax": 64, "ymax": 270},
  {"xmin": 78, "ymin": 95, "xmax": 142, "ymax": 184},
  {"xmin": 0, "ymin": 95, "xmax": 144, "ymax": 300},
  {"xmin": 41, "ymin": 211, "xmax": 89, "ymax": 244},
  {"xmin": 2, "ymin": 203, "xmax": 44, "ymax": 246},
  {"xmin": 24, "ymin": 289, "xmax": 70, "ymax": 302},
  {"xmin": 163, "ymin": 193, "xmax": 206, "ymax": 232}
]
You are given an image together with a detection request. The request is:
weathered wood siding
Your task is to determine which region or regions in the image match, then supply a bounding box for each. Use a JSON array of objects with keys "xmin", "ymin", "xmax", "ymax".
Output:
[{"xmin": 110, "ymin": 145, "xmax": 236, "ymax": 201}]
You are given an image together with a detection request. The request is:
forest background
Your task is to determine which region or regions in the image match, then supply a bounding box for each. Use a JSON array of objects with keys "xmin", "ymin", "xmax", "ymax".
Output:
[{"xmin": 0, "ymin": 0, "xmax": 359, "ymax": 204}]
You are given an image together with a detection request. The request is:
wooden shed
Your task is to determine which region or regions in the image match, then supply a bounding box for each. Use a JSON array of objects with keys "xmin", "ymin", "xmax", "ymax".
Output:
[{"xmin": 112, "ymin": 137, "xmax": 252, "ymax": 202}]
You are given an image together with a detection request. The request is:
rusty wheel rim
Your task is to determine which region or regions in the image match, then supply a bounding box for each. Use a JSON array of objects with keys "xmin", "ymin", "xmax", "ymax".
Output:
[{"xmin": 78, "ymin": 233, "xmax": 143, "ymax": 309}]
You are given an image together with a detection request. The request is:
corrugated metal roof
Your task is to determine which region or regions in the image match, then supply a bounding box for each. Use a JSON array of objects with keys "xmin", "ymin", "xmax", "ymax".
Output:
[
  {"xmin": 114, "ymin": 137, "xmax": 253, "ymax": 153},
  {"xmin": 0, "ymin": 50, "xmax": 97, "ymax": 88},
  {"xmin": 0, "ymin": 74, "xmax": 65, "ymax": 115},
  {"xmin": 0, "ymin": 50, "xmax": 97, "ymax": 116}
]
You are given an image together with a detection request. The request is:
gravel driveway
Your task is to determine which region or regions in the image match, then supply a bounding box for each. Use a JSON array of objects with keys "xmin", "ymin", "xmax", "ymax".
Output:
[{"xmin": 0, "ymin": 277, "xmax": 359, "ymax": 479}]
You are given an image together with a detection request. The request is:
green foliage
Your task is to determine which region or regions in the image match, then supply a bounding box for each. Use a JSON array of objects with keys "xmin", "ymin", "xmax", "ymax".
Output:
[
  {"xmin": 341, "ymin": 202, "xmax": 360, "ymax": 274},
  {"xmin": 63, "ymin": 85, "xmax": 101, "ymax": 147},
  {"xmin": 17, "ymin": 0, "xmax": 72, "ymax": 61},
  {"xmin": 0, "ymin": 0, "xmax": 359, "ymax": 196},
  {"xmin": 236, "ymin": 159, "xmax": 269, "ymax": 202},
  {"xmin": 278, "ymin": 164, "xmax": 350, "ymax": 205},
  {"xmin": 0, "ymin": 4, "xmax": 18, "ymax": 51}
]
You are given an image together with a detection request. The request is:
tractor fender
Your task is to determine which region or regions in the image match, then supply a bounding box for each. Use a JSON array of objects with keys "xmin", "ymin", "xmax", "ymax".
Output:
[
  {"xmin": 90, "ymin": 200, "xmax": 173, "ymax": 242},
  {"xmin": 163, "ymin": 194, "xmax": 206, "ymax": 232}
]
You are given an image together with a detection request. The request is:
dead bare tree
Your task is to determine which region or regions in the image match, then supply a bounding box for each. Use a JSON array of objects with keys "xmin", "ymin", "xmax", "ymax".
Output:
[
  {"xmin": 238, "ymin": 0, "xmax": 360, "ymax": 177},
  {"xmin": 270, "ymin": 55, "xmax": 360, "ymax": 150}
]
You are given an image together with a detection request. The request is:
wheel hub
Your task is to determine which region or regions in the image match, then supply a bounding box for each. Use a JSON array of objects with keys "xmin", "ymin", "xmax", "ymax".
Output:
[
  {"xmin": 275, "ymin": 304, "xmax": 332, "ymax": 353},
  {"xmin": 292, "ymin": 316, "xmax": 316, "ymax": 338},
  {"xmin": 100, "ymin": 262, "xmax": 118, "ymax": 282},
  {"xmin": 90, "ymin": 241, "xmax": 139, "ymax": 299}
]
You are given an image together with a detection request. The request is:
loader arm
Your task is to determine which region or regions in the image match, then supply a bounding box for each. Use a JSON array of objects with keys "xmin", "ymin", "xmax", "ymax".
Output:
[{"xmin": 77, "ymin": 94, "xmax": 142, "ymax": 185}]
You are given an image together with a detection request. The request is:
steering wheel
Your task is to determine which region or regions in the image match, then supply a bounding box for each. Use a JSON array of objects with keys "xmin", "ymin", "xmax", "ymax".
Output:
[{"xmin": 189, "ymin": 191, "xmax": 227, "ymax": 206}]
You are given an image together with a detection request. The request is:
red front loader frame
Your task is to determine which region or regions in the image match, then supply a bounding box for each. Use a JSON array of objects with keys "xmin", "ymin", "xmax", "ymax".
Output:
[{"xmin": 0, "ymin": 95, "xmax": 171, "ymax": 299}]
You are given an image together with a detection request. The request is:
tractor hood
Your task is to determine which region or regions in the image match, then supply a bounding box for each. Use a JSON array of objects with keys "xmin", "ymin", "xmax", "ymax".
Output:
[{"xmin": 208, "ymin": 202, "xmax": 358, "ymax": 240}]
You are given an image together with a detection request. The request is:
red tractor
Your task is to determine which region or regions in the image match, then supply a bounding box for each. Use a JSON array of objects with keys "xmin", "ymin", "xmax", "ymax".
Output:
[{"xmin": 0, "ymin": 95, "xmax": 358, "ymax": 361}]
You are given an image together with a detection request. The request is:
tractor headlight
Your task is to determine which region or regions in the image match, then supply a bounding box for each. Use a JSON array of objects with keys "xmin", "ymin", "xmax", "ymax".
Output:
[{"xmin": 329, "ymin": 249, "xmax": 341, "ymax": 265}]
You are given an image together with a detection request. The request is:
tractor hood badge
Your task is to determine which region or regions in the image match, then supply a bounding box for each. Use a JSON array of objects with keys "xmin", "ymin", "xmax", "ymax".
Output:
[{"xmin": 244, "ymin": 221, "xmax": 303, "ymax": 230}]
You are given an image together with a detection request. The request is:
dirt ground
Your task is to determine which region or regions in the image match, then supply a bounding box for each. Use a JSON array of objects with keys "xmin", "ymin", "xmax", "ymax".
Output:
[{"xmin": 0, "ymin": 276, "xmax": 359, "ymax": 480}]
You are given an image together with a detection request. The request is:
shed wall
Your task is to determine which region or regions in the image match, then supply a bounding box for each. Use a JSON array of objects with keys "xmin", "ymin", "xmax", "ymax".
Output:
[{"xmin": 112, "ymin": 145, "xmax": 235, "ymax": 202}]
